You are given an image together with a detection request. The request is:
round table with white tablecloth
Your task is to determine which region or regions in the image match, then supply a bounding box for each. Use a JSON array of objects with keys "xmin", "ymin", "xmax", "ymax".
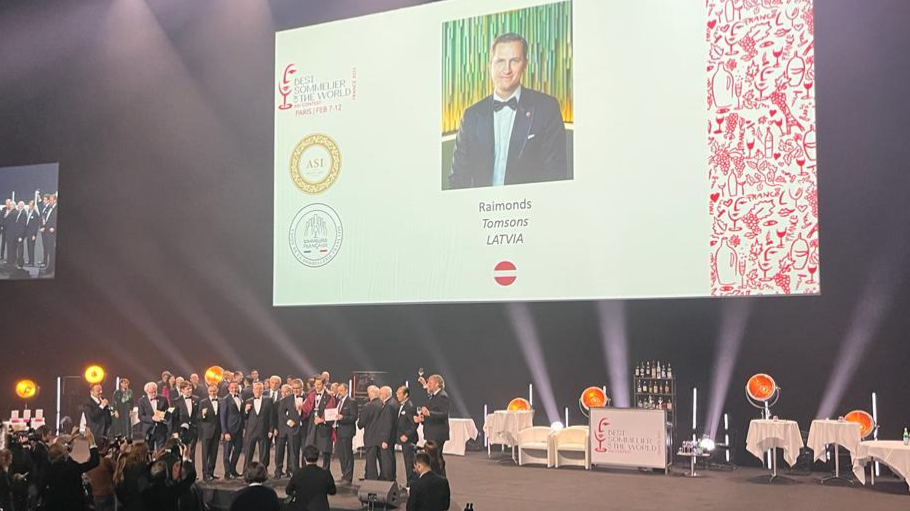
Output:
[
  {"xmin": 352, "ymin": 418, "xmax": 478, "ymax": 456},
  {"xmin": 852, "ymin": 440, "xmax": 910, "ymax": 491},
  {"xmin": 806, "ymin": 419, "xmax": 862, "ymax": 480},
  {"xmin": 746, "ymin": 419, "xmax": 803, "ymax": 479},
  {"xmin": 483, "ymin": 410, "xmax": 535, "ymax": 458}
]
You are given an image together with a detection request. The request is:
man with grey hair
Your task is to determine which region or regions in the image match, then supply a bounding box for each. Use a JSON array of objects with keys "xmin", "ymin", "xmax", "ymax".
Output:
[
  {"xmin": 449, "ymin": 32, "xmax": 568, "ymax": 189},
  {"xmin": 357, "ymin": 385, "xmax": 386, "ymax": 480},
  {"xmin": 137, "ymin": 381, "xmax": 169, "ymax": 451},
  {"xmin": 378, "ymin": 386, "xmax": 398, "ymax": 481},
  {"xmin": 7, "ymin": 201, "xmax": 26, "ymax": 267},
  {"xmin": 416, "ymin": 374, "xmax": 450, "ymax": 473}
]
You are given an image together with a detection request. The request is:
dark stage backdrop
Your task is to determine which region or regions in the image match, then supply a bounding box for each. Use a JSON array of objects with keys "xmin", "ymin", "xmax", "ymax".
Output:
[{"xmin": 0, "ymin": 0, "xmax": 908, "ymax": 465}]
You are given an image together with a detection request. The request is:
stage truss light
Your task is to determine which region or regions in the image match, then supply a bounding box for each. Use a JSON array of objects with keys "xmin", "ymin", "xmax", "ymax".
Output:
[
  {"xmin": 15, "ymin": 379, "xmax": 39, "ymax": 400},
  {"xmin": 204, "ymin": 366, "xmax": 225, "ymax": 385},
  {"xmin": 84, "ymin": 365, "xmax": 105, "ymax": 384},
  {"xmin": 507, "ymin": 397, "xmax": 531, "ymax": 411}
]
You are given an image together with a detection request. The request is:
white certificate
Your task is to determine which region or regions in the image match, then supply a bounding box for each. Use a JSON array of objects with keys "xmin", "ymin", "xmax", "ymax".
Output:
[{"xmin": 324, "ymin": 407, "xmax": 339, "ymax": 422}]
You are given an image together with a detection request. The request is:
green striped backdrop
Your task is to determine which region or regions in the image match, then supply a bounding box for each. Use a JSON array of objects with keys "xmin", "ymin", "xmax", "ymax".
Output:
[{"xmin": 441, "ymin": 1, "xmax": 574, "ymax": 134}]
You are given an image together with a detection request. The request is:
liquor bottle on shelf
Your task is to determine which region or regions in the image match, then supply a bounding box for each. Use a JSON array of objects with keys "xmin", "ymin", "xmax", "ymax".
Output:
[
  {"xmin": 637, "ymin": 381, "xmax": 642, "ymax": 393},
  {"xmin": 657, "ymin": 397, "xmax": 663, "ymax": 409},
  {"xmin": 652, "ymin": 382, "xmax": 658, "ymax": 394},
  {"xmin": 667, "ymin": 363, "xmax": 673, "ymax": 379},
  {"xmin": 646, "ymin": 361, "xmax": 652, "ymax": 378},
  {"xmin": 635, "ymin": 364, "xmax": 640, "ymax": 377},
  {"xmin": 667, "ymin": 398, "xmax": 673, "ymax": 411},
  {"xmin": 657, "ymin": 361, "xmax": 662, "ymax": 378},
  {"xmin": 652, "ymin": 361, "xmax": 658, "ymax": 378},
  {"xmin": 904, "ymin": 428, "xmax": 909, "ymax": 446},
  {"xmin": 647, "ymin": 396, "xmax": 654, "ymax": 409},
  {"xmin": 664, "ymin": 382, "xmax": 670, "ymax": 394},
  {"xmin": 661, "ymin": 364, "xmax": 667, "ymax": 378}
]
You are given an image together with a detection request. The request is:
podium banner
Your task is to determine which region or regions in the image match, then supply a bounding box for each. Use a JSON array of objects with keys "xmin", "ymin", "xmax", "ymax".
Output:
[{"xmin": 589, "ymin": 408, "xmax": 668, "ymax": 470}]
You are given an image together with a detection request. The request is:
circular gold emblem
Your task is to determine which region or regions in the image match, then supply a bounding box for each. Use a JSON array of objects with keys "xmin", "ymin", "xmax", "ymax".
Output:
[{"xmin": 289, "ymin": 133, "xmax": 341, "ymax": 194}]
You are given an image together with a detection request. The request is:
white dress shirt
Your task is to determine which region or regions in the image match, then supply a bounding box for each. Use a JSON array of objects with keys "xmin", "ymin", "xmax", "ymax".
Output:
[{"xmin": 492, "ymin": 86, "xmax": 522, "ymax": 186}]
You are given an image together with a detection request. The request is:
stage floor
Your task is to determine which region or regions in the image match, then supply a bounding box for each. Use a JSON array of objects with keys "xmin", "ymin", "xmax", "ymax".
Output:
[{"xmin": 193, "ymin": 451, "xmax": 910, "ymax": 511}]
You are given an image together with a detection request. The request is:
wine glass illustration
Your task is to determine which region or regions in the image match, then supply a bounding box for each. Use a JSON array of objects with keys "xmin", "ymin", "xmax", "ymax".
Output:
[
  {"xmin": 746, "ymin": 139, "xmax": 755, "ymax": 157},
  {"xmin": 807, "ymin": 264, "xmax": 818, "ymax": 284},
  {"xmin": 796, "ymin": 155, "xmax": 806, "ymax": 174},
  {"xmin": 278, "ymin": 64, "xmax": 297, "ymax": 111},
  {"xmin": 759, "ymin": 259, "xmax": 772, "ymax": 280},
  {"xmin": 715, "ymin": 113, "xmax": 725, "ymax": 134},
  {"xmin": 803, "ymin": 79, "xmax": 813, "ymax": 100},
  {"xmin": 776, "ymin": 228, "xmax": 787, "ymax": 248},
  {"xmin": 772, "ymin": 47, "xmax": 784, "ymax": 67}
]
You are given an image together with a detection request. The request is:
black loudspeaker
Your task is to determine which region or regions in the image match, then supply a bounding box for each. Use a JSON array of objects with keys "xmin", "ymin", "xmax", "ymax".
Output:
[{"xmin": 357, "ymin": 480, "xmax": 401, "ymax": 508}]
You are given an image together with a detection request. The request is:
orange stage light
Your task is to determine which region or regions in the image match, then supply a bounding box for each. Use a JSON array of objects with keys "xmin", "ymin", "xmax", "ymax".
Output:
[
  {"xmin": 204, "ymin": 366, "xmax": 225, "ymax": 385},
  {"xmin": 844, "ymin": 410, "xmax": 876, "ymax": 439},
  {"xmin": 15, "ymin": 379, "xmax": 38, "ymax": 399},
  {"xmin": 746, "ymin": 373, "xmax": 777, "ymax": 402},
  {"xmin": 84, "ymin": 365, "xmax": 105, "ymax": 384},
  {"xmin": 507, "ymin": 397, "xmax": 531, "ymax": 411},
  {"xmin": 579, "ymin": 386, "xmax": 607, "ymax": 412}
]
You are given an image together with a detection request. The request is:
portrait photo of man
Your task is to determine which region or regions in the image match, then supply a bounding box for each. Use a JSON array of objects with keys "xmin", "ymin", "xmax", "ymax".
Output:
[{"xmin": 441, "ymin": 2, "xmax": 573, "ymax": 190}]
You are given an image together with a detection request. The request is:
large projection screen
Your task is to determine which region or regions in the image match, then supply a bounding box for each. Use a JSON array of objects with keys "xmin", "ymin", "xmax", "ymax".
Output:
[{"xmin": 274, "ymin": 0, "xmax": 819, "ymax": 306}]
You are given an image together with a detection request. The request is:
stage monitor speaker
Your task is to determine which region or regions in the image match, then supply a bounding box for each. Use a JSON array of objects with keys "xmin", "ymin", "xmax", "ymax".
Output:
[{"xmin": 357, "ymin": 480, "xmax": 400, "ymax": 508}]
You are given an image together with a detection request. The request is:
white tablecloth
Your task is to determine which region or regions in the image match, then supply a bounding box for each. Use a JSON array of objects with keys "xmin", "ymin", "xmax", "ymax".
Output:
[
  {"xmin": 745, "ymin": 419, "xmax": 804, "ymax": 467},
  {"xmin": 852, "ymin": 440, "xmax": 910, "ymax": 490},
  {"xmin": 483, "ymin": 410, "xmax": 535, "ymax": 447},
  {"xmin": 351, "ymin": 418, "xmax": 478, "ymax": 456},
  {"xmin": 806, "ymin": 419, "xmax": 862, "ymax": 462}
]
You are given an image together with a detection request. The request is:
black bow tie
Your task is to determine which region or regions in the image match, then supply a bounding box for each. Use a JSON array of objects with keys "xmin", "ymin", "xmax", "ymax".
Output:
[{"xmin": 493, "ymin": 97, "xmax": 518, "ymax": 112}]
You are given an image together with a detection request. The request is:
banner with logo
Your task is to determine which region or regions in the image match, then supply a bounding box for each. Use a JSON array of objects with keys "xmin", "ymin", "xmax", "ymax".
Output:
[{"xmin": 589, "ymin": 408, "xmax": 668, "ymax": 470}]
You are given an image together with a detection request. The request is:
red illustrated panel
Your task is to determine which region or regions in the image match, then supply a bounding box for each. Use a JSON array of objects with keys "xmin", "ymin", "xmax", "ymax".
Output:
[{"xmin": 708, "ymin": 0, "xmax": 819, "ymax": 296}]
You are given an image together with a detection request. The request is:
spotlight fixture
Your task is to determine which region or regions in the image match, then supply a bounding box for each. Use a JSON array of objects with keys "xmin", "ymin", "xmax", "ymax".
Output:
[
  {"xmin": 507, "ymin": 397, "xmax": 531, "ymax": 411},
  {"xmin": 551, "ymin": 421, "xmax": 565, "ymax": 431},
  {"xmin": 579, "ymin": 386, "xmax": 609, "ymax": 417},
  {"xmin": 15, "ymin": 379, "xmax": 39, "ymax": 400},
  {"xmin": 745, "ymin": 373, "xmax": 779, "ymax": 418},
  {"xmin": 84, "ymin": 365, "xmax": 105, "ymax": 384},
  {"xmin": 698, "ymin": 435, "xmax": 716, "ymax": 452},
  {"xmin": 204, "ymin": 366, "xmax": 225, "ymax": 385},
  {"xmin": 844, "ymin": 410, "xmax": 876, "ymax": 439}
]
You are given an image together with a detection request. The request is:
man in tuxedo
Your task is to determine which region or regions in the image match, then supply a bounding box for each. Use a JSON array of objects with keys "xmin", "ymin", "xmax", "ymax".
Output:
[
  {"xmin": 137, "ymin": 382, "xmax": 169, "ymax": 451},
  {"xmin": 198, "ymin": 384, "xmax": 222, "ymax": 481},
  {"xmin": 396, "ymin": 385, "xmax": 419, "ymax": 487},
  {"xmin": 333, "ymin": 383, "xmax": 358, "ymax": 485},
  {"xmin": 416, "ymin": 374, "xmax": 450, "ymax": 475},
  {"xmin": 38, "ymin": 194, "xmax": 57, "ymax": 272},
  {"xmin": 406, "ymin": 452, "xmax": 450, "ymax": 511},
  {"xmin": 357, "ymin": 386, "xmax": 387, "ymax": 481},
  {"xmin": 264, "ymin": 375, "xmax": 283, "ymax": 469},
  {"xmin": 171, "ymin": 382, "xmax": 200, "ymax": 465},
  {"xmin": 302, "ymin": 378, "xmax": 336, "ymax": 473},
  {"xmin": 242, "ymin": 382, "xmax": 273, "ymax": 470},
  {"xmin": 23, "ymin": 201, "xmax": 40, "ymax": 266},
  {"xmin": 276, "ymin": 383, "xmax": 302, "ymax": 478},
  {"xmin": 7, "ymin": 202, "xmax": 26, "ymax": 268},
  {"xmin": 448, "ymin": 32, "xmax": 568, "ymax": 189},
  {"xmin": 82, "ymin": 384, "xmax": 112, "ymax": 441},
  {"xmin": 378, "ymin": 386, "xmax": 398, "ymax": 481},
  {"xmin": 220, "ymin": 381, "xmax": 245, "ymax": 479},
  {"xmin": 0, "ymin": 199, "xmax": 12, "ymax": 260},
  {"xmin": 218, "ymin": 371, "xmax": 234, "ymax": 398}
]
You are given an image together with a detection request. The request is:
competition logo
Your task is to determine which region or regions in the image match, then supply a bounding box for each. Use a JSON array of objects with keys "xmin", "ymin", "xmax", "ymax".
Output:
[
  {"xmin": 493, "ymin": 260, "xmax": 517, "ymax": 286},
  {"xmin": 593, "ymin": 417, "xmax": 610, "ymax": 453},
  {"xmin": 289, "ymin": 133, "xmax": 341, "ymax": 194},
  {"xmin": 288, "ymin": 203, "xmax": 343, "ymax": 267},
  {"xmin": 277, "ymin": 64, "xmax": 296, "ymax": 111}
]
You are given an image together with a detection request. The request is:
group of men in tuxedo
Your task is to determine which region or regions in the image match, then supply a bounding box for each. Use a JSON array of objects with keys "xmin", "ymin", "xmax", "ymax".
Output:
[{"xmin": 0, "ymin": 195, "xmax": 57, "ymax": 272}]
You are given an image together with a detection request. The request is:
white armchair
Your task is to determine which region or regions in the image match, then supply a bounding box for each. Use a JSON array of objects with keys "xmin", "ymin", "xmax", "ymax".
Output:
[
  {"xmin": 553, "ymin": 426, "xmax": 590, "ymax": 469},
  {"xmin": 517, "ymin": 426, "xmax": 554, "ymax": 467}
]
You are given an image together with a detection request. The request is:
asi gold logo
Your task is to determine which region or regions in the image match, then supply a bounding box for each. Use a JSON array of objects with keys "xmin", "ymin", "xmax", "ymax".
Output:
[{"xmin": 289, "ymin": 133, "xmax": 341, "ymax": 194}]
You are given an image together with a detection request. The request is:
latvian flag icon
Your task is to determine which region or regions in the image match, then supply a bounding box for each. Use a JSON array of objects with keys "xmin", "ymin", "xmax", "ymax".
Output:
[{"xmin": 493, "ymin": 261, "xmax": 517, "ymax": 286}]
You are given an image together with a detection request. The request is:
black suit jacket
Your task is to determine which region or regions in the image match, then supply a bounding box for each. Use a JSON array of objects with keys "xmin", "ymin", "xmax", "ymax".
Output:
[
  {"xmin": 220, "ymin": 394, "xmax": 244, "ymax": 436},
  {"xmin": 406, "ymin": 471, "xmax": 451, "ymax": 511},
  {"xmin": 449, "ymin": 87, "xmax": 568, "ymax": 189},
  {"xmin": 6, "ymin": 210, "xmax": 25, "ymax": 240},
  {"xmin": 198, "ymin": 397, "xmax": 222, "ymax": 440},
  {"xmin": 229, "ymin": 485, "xmax": 281, "ymax": 511},
  {"xmin": 42, "ymin": 204, "xmax": 58, "ymax": 230},
  {"xmin": 358, "ymin": 398, "xmax": 388, "ymax": 448},
  {"xmin": 286, "ymin": 464, "xmax": 336, "ymax": 511},
  {"xmin": 381, "ymin": 398, "xmax": 399, "ymax": 445},
  {"xmin": 24, "ymin": 210, "xmax": 40, "ymax": 237},
  {"xmin": 277, "ymin": 394, "xmax": 303, "ymax": 437},
  {"xmin": 334, "ymin": 395, "xmax": 358, "ymax": 439},
  {"xmin": 243, "ymin": 397, "xmax": 273, "ymax": 439},
  {"xmin": 423, "ymin": 390, "xmax": 450, "ymax": 443},
  {"xmin": 82, "ymin": 397, "xmax": 112, "ymax": 438},
  {"xmin": 171, "ymin": 395, "xmax": 200, "ymax": 440},
  {"xmin": 137, "ymin": 395, "xmax": 169, "ymax": 437},
  {"xmin": 396, "ymin": 399, "xmax": 419, "ymax": 445}
]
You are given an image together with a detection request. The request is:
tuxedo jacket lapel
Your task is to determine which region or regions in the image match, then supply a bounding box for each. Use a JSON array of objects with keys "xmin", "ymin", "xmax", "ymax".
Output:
[
  {"xmin": 478, "ymin": 97, "xmax": 495, "ymax": 185},
  {"xmin": 506, "ymin": 93, "xmax": 534, "ymax": 174}
]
